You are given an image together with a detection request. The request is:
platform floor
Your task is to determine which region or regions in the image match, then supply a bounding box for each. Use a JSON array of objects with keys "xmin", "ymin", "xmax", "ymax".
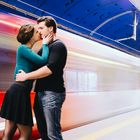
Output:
[{"xmin": 62, "ymin": 109, "xmax": 140, "ymax": 140}]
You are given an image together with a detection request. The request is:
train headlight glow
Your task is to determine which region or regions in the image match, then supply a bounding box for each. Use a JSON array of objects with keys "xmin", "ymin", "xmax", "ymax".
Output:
[
  {"xmin": 0, "ymin": 20, "xmax": 20, "ymax": 28},
  {"xmin": 68, "ymin": 51, "xmax": 131, "ymax": 68}
]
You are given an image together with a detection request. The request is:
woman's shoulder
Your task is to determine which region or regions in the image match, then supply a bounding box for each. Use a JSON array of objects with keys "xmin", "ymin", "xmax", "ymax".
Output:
[{"xmin": 17, "ymin": 45, "xmax": 29, "ymax": 51}]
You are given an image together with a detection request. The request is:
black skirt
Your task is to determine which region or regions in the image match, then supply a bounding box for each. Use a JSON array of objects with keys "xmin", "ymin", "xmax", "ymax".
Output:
[{"xmin": 0, "ymin": 82, "xmax": 33, "ymax": 126}]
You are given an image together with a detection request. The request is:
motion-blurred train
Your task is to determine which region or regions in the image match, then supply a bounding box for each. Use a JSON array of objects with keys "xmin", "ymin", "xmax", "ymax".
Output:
[{"xmin": 1, "ymin": 12, "xmax": 140, "ymax": 139}]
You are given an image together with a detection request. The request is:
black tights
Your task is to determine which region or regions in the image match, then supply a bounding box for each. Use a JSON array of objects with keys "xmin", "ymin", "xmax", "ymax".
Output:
[{"xmin": 2, "ymin": 120, "xmax": 32, "ymax": 140}]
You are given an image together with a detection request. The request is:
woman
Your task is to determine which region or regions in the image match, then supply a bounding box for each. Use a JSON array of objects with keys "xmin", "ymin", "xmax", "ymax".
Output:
[{"xmin": 0, "ymin": 24, "xmax": 52, "ymax": 140}]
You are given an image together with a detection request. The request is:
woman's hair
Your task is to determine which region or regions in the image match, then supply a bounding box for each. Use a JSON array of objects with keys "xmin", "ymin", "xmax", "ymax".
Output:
[
  {"xmin": 37, "ymin": 16, "xmax": 57, "ymax": 33},
  {"xmin": 17, "ymin": 24, "xmax": 34, "ymax": 44}
]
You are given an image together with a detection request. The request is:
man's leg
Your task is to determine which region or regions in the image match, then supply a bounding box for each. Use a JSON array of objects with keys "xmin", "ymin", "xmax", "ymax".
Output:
[
  {"xmin": 34, "ymin": 93, "xmax": 49, "ymax": 140},
  {"xmin": 41, "ymin": 91, "xmax": 66, "ymax": 140}
]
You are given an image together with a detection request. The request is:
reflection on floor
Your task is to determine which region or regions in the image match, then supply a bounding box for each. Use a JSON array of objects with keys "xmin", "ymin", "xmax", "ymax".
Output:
[{"xmin": 63, "ymin": 109, "xmax": 140, "ymax": 140}]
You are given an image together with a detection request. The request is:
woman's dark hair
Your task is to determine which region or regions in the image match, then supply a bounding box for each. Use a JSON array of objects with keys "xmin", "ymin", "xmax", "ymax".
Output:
[
  {"xmin": 17, "ymin": 24, "xmax": 34, "ymax": 44},
  {"xmin": 37, "ymin": 16, "xmax": 57, "ymax": 33}
]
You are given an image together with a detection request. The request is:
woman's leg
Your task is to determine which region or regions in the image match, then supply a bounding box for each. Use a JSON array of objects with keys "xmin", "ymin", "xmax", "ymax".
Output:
[
  {"xmin": 2, "ymin": 119, "xmax": 17, "ymax": 140},
  {"xmin": 17, "ymin": 124, "xmax": 32, "ymax": 140}
]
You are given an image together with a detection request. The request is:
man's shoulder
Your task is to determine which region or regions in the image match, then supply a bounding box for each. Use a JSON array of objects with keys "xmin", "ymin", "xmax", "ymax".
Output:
[
  {"xmin": 52, "ymin": 39, "xmax": 64, "ymax": 45},
  {"xmin": 51, "ymin": 39, "xmax": 67, "ymax": 50}
]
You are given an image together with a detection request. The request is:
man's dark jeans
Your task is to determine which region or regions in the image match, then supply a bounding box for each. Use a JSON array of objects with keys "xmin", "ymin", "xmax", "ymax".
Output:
[{"xmin": 34, "ymin": 90, "xmax": 66, "ymax": 140}]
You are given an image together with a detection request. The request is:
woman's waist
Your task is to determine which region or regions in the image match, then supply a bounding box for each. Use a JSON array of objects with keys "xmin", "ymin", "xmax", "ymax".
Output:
[{"xmin": 14, "ymin": 81, "xmax": 33, "ymax": 88}]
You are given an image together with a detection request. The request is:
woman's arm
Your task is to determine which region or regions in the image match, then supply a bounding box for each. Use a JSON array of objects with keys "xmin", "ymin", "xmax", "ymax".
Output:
[{"xmin": 19, "ymin": 45, "xmax": 49, "ymax": 65}]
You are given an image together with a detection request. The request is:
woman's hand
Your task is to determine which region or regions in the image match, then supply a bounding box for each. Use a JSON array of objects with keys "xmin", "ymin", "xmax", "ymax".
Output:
[{"xmin": 42, "ymin": 34, "xmax": 53, "ymax": 45}]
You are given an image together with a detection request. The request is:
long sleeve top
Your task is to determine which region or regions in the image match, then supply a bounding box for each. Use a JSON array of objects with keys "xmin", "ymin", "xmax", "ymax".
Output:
[{"xmin": 14, "ymin": 44, "xmax": 49, "ymax": 82}]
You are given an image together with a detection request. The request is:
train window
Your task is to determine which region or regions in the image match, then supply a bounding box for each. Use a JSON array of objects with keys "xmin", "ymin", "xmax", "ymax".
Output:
[
  {"xmin": 78, "ymin": 72, "xmax": 97, "ymax": 92},
  {"xmin": 65, "ymin": 70, "xmax": 78, "ymax": 93},
  {"xmin": 77, "ymin": 72, "xmax": 88, "ymax": 91},
  {"xmin": 87, "ymin": 73, "xmax": 97, "ymax": 91},
  {"xmin": 65, "ymin": 70, "xmax": 98, "ymax": 94}
]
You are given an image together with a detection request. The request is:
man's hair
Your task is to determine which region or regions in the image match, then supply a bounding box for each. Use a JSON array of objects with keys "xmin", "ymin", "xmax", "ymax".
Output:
[
  {"xmin": 17, "ymin": 24, "xmax": 34, "ymax": 44},
  {"xmin": 37, "ymin": 16, "xmax": 57, "ymax": 33}
]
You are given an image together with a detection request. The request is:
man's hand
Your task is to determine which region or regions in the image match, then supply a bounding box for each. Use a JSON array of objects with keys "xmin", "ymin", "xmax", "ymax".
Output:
[{"xmin": 16, "ymin": 70, "xmax": 28, "ymax": 81}]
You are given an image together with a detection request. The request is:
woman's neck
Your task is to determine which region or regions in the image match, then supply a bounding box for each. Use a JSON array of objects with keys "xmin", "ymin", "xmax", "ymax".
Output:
[{"xmin": 25, "ymin": 42, "xmax": 34, "ymax": 49}]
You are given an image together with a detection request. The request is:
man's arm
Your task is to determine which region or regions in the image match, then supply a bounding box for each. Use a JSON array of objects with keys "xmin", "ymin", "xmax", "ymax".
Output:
[{"xmin": 16, "ymin": 66, "xmax": 52, "ymax": 81}]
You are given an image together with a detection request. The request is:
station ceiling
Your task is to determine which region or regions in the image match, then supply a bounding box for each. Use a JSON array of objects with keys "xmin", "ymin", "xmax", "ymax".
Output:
[{"xmin": 0, "ymin": 0, "xmax": 140, "ymax": 56}]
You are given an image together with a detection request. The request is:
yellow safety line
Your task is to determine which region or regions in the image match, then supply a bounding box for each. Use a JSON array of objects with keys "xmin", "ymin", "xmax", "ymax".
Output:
[{"xmin": 80, "ymin": 116, "xmax": 140, "ymax": 140}]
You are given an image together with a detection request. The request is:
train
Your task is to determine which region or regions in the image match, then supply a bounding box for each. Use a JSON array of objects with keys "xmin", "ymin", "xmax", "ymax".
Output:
[{"xmin": 1, "ymin": 12, "xmax": 140, "ymax": 139}]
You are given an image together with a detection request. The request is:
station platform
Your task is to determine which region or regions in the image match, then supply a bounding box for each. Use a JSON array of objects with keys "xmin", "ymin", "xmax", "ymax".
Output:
[{"xmin": 62, "ymin": 109, "xmax": 140, "ymax": 140}]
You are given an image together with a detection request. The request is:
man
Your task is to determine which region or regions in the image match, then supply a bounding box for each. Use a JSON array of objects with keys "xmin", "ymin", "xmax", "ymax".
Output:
[{"xmin": 16, "ymin": 16, "xmax": 67, "ymax": 140}]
